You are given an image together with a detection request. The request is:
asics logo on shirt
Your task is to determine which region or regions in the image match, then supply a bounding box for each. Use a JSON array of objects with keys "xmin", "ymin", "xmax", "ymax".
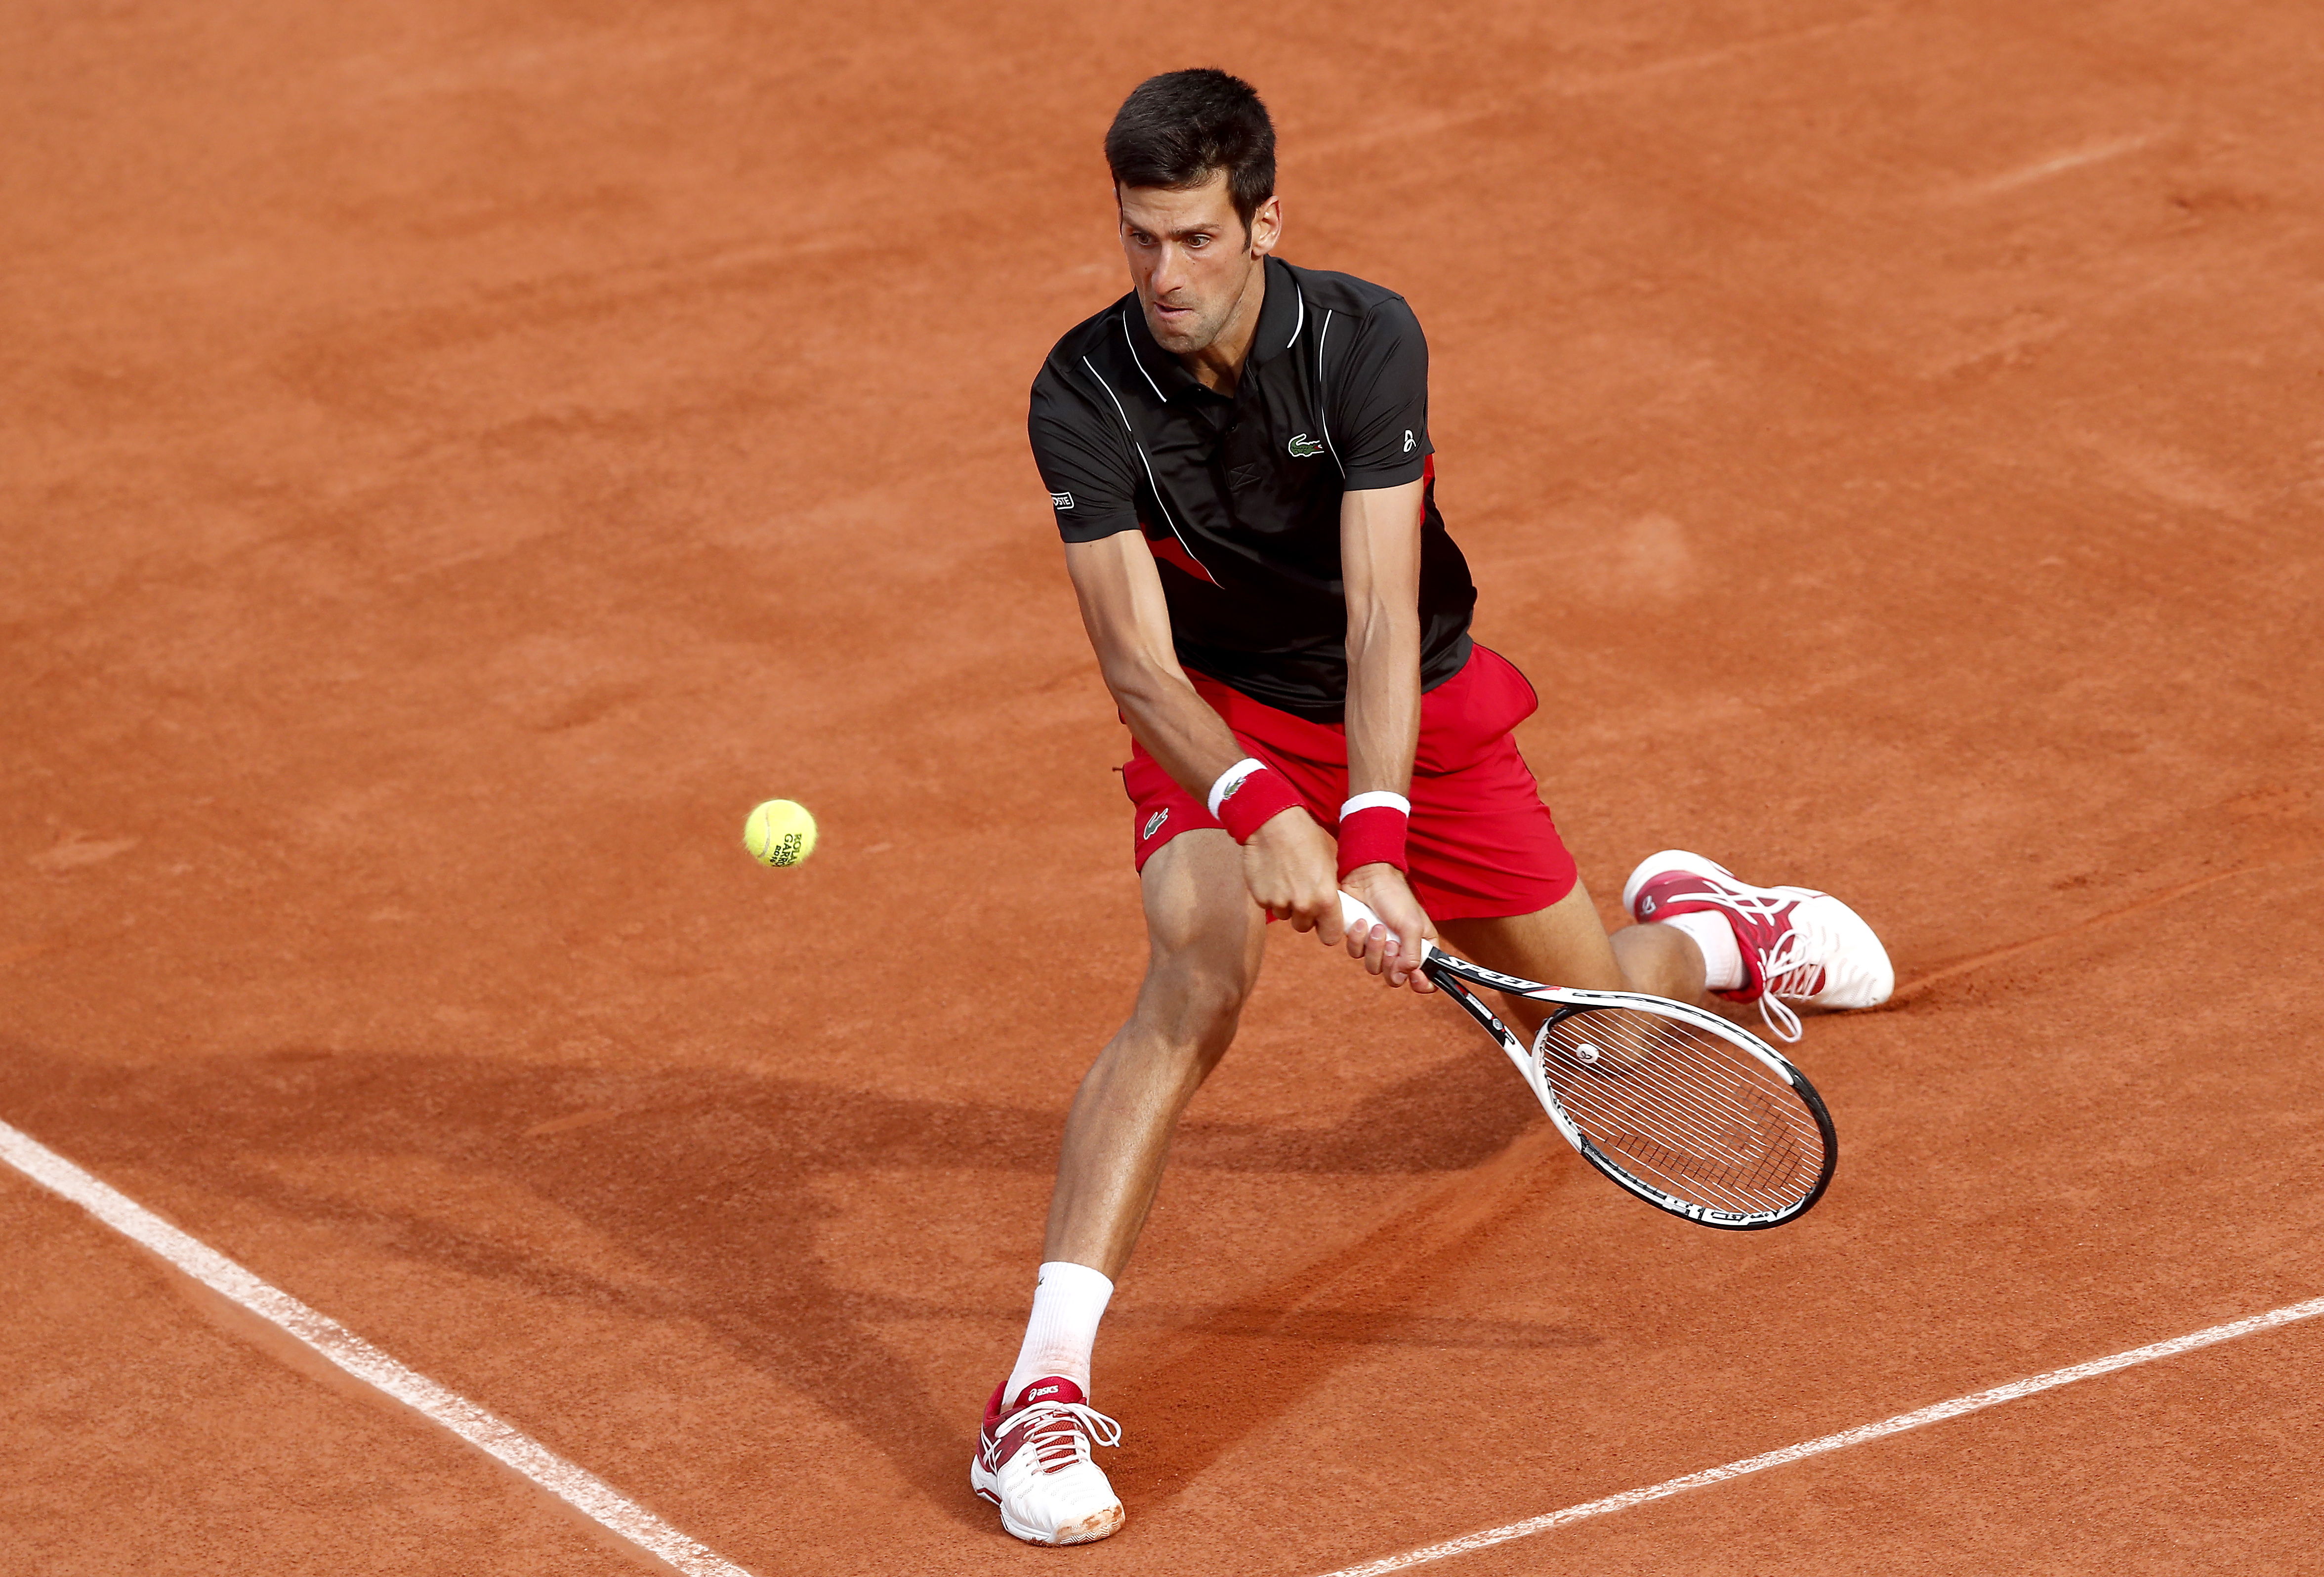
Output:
[
  {"xmin": 1403, "ymin": 429, "xmax": 1416, "ymax": 453},
  {"xmin": 1287, "ymin": 433, "xmax": 1326, "ymax": 458},
  {"xmin": 1050, "ymin": 491, "xmax": 1075, "ymax": 509}
]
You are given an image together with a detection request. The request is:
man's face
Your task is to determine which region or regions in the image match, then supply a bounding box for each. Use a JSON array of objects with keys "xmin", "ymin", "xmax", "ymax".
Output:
[{"xmin": 1118, "ymin": 170, "xmax": 1280, "ymax": 355}]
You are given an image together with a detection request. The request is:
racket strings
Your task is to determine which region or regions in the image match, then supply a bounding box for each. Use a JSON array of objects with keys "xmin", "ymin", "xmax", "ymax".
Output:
[
  {"xmin": 1546, "ymin": 1015, "xmax": 1781, "ymax": 1149},
  {"xmin": 1570, "ymin": 1065, "xmax": 1817, "ymax": 1204},
  {"xmin": 1560, "ymin": 1024, "xmax": 1772, "ymax": 1140},
  {"xmin": 1536, "ymin": 1009, "xmax": 1826, "ymax": 1213},
  {"xmin": 1572, "ymin": 1077, "xmax": 1798, "ymax": 1206},
  {"xmin": 1596, "ymin": 1030, "xmax": 1814, "ymax": 1176},
  {"xmin": 1576, "ymin": 1053, "xmax": 1816, "ymax": 1197}
]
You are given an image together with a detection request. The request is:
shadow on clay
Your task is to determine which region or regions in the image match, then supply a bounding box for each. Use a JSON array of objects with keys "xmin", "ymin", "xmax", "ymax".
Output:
[{"xmin": 0, "ymin": 1035, "xmax": 1546, "ymax": 1531}]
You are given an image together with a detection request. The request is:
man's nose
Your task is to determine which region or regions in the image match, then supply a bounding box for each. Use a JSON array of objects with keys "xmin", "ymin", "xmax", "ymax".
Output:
[{"xmin": 1149, "ymin": 242, "xmax": 1188, "ymax": 297}]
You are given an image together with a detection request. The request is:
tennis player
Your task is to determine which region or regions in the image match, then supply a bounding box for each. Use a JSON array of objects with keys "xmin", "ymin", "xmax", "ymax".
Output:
[{"xmin": 972, "ymin": 69, "xmax": 1894, "ymax": 1545}]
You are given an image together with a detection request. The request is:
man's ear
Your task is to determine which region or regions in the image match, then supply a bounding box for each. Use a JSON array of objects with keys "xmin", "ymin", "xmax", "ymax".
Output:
[{"xmin": 1248, "ymin": 194, "xmax": 1283, "ymax": 258}]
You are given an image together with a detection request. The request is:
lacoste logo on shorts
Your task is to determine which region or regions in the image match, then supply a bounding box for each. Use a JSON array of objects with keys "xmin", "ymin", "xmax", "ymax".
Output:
[
  {"xmin": 1403, "ymin": 429, "xmax": 1416, "ymax": 453},
  {"xmin": 1143, "ymin": 809, "xmax": 1168, "ymax": 840},
  {"xmin": 1287, "ymin": 433, "xmax": 1325, "ymax": 459},
  {"xmin": 1049, "ymin": 491, "xmax": 1075, "ymax": 509}
]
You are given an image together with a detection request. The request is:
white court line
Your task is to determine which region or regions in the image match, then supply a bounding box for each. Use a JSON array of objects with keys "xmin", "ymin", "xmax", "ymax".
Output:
[
  {"xmin": 0, "ymin": 1117, "xmax": 754, "ymax": 1577},
  {"xmin": 1315, "ymin": 1292, "xmax": 2324, "ymax": 1577}
]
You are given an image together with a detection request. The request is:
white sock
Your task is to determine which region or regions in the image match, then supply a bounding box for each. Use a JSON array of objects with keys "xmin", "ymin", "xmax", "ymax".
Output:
[
  {"xmin": 1658, "ymin": 910, "xmax": 1745, "ymax": 992},
  {"xmin": 1003, "ymin": 1261, "xmax": 1115, "ymax": 1408}
]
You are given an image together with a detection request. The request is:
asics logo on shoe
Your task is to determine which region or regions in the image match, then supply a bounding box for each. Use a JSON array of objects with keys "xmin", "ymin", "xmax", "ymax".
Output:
[
  {"xmin": 1024, "ymin": 1383, "xmax": 1064, "ymax": 1402},
  {"xmin": 1638, "ymin": 895, "xmax": 1657, "ymax": 916}
]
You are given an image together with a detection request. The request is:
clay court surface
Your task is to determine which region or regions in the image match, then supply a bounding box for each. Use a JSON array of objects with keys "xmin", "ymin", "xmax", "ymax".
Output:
[{"xmin": 7, "ymin": 0, "xmax": 2324, "ymax": 1571}]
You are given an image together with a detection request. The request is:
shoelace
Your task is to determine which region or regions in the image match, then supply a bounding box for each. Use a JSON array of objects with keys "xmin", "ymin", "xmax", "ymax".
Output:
[
  {"xmin": 1017, "ymin": 1401, "xmax": 1122, "ymax": 1473},
  {"xmin": 1665, "ymin": 883, "xmax": 1829, "ymax": 1045}
]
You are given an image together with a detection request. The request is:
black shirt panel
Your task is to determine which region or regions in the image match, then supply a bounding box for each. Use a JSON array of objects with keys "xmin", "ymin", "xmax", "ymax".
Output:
[{"xmin": 1028, "ymin": 258, "xmax": 1476, "ymax": 721}]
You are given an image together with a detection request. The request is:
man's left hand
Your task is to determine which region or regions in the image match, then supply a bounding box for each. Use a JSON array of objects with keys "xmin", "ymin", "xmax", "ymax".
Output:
[{"xmin": 1334, "ymin": 863, "xmax": 1437, "ymax": 994}]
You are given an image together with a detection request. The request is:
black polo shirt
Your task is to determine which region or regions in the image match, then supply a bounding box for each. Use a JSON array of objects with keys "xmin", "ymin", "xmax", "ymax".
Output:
[{"xmin": 1028, "ymin": 256, "xmax": 1477, "ymax": 721}]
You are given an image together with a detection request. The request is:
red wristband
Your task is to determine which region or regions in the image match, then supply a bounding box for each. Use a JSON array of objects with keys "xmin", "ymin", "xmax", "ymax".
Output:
[
  {"xmin": 1213, "ymin": 765, "xmax": 1305, "ymax": 843},
  {"xmin": 1335, "ymin": 805, "xmax": 1410, "ymax": 876}
]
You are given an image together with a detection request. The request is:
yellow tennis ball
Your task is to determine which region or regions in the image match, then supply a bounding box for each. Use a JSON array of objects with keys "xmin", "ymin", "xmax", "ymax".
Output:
[{"xmin": 743, "ymin": 799, "xmax": 818, "ymax": 867}]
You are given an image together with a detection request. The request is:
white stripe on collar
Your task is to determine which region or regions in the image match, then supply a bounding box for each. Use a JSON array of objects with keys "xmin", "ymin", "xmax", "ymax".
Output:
[{"xmin": 1118, "ymin": 311, "xmax": 1167, "ymax": 403}]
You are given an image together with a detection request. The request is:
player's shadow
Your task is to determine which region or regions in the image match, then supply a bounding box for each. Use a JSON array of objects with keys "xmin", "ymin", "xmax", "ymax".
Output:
[
  {"xmin": 1111, "ymin": 1106, "xmax": 1587, "ymax": 1507},
  {"xmin": 0, "ymin": 1034, "xmax": 1550, "ymax": 1530}
]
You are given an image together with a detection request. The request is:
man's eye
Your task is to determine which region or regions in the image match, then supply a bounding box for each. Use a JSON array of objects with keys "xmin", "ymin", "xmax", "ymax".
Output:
[{"xmin": 1187, "ymin": 235, "xmax": 1209, "ymax": 248}]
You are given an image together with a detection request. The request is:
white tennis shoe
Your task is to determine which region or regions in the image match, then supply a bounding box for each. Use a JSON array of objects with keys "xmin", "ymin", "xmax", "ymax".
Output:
[
  {"xmin": 970, "ymin": 1376, "xmax": 1125, "ymax": 1546},
  {"xmin": 1623, "ymin": 850, "xmax": 1893, "ymax": 1043}
]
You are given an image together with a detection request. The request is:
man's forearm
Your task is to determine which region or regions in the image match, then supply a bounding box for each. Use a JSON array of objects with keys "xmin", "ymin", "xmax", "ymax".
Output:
[
  {"xmin": 1336, "ymin": 477, "xmax": 1427, "ymax": 804},
  {"xmin": 1066, "ymin": 533, "xmax": 1254, "ymax": 807},
  {"xmin": 1342, "ymin": 605, "xmax": 1421, "ymax": 801},
  {"xmin": 1102, "ymin": 656, "xmax": 1250, "ymax": 805}
]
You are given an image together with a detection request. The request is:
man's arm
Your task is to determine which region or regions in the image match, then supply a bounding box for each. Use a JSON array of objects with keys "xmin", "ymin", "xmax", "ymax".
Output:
[
  {"xmin": 1062, "ymin": 532, "xmax": 1342, "ymax": 932},
  {"xmin": 1337, "ymin": 477, "xmax": 1437, "ymax": 988}
]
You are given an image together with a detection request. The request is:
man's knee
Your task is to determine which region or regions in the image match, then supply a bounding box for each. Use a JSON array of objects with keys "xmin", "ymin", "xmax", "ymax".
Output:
[
  {"xmin": 1132, "ymin": 947, "xmax": 1256, "ymax": 1057},
  {"xmin": 1129, "ymin": 831, "xmax": 1264, "ymax": 1061}
]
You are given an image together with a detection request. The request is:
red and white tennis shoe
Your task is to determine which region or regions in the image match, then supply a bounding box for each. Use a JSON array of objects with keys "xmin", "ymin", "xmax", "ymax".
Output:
[
  {"xmin": 1623, "ymin": 850, "xmax": 1893, "ymax": 1043},
  {"xmin": 970, "ymin": 1376, "xmax": 1125, "ymax": 1546}
]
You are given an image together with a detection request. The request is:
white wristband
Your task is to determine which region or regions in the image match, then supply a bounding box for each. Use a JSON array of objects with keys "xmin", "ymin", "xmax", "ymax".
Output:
[
  {"xmin": 1339, "ymin": 791, "xmax": 1411, "ymax": 819},
  {"xmin": 1207, "ymin": 758, "xmax": 1268, "ymax": 818}
]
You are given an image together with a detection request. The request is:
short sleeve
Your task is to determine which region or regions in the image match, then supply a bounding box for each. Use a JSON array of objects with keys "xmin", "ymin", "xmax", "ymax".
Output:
[
  {"xmin": 1328, "ymin": 298, "xmax": 1432, "ymax": 490},
  {"xmin": 1029, "ymin": 360, "xmax": 1143, "ymax": 543}
]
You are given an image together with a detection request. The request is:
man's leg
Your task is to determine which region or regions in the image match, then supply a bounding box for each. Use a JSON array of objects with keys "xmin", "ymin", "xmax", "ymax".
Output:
[
  {"xmin": 1435, "ymin": 878, "xmax": 1707, "ymax": 1043},
  {"xmin": 973, "ymin": 829, "xmax": 1263, "ymax": 1547},
  {"xmin": 1041, "ymin": 826, "xmax": 1267, "ymax": 1278},
  {"xmin": 1437, "ymin": 860, "xmax": 1889, "ymax": 1047}
]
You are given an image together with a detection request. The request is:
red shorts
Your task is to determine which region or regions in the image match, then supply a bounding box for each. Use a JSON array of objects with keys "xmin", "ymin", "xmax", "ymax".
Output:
[{"xmin": 1122, "ymin": 644, "xmax": 1578, "ymax": 922}]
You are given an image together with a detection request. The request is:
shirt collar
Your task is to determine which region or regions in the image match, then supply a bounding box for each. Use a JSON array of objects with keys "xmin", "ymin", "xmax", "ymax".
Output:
[
  {"xmin": 1119, "ymin": 256, "xmax": 1300, "ymax": 400},
  {"xmin": 1245, "ymin": 256, "xmax": 1300, "ymax": 369}
]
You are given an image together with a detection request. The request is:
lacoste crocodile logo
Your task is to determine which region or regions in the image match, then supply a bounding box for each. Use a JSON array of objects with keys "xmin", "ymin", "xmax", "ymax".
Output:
[
  {"xmin": 1143, "ymin": 809, "xmax": 1168, "ymax": 840},
  {"xmin": 1287, "ymin": 433, "xmax": 1326, "ymax": 459}
]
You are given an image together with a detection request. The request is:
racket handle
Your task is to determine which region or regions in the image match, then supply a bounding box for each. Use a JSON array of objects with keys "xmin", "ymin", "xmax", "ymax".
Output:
[{"xmin": 1335, "ymin": 892, "xmax": 1439, "ymax": 962}]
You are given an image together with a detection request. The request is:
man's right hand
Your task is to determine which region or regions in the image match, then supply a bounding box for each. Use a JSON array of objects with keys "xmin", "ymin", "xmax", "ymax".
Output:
[{"xmin": 1241, "ymin": 808, "xmax": 1341, "ymax": 931}]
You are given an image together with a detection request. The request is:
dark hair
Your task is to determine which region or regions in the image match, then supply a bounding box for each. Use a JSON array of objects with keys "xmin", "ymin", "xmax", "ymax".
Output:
[{"xmin": 1104, "ymin": 69, "xmax": 1276, "ymax": 234}]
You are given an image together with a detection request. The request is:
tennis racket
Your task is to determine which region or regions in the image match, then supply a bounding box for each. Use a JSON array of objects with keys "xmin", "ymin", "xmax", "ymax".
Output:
[{"xmin": 1338, "ymin": 893, "xmax": 1836, "ymax": 1229}]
